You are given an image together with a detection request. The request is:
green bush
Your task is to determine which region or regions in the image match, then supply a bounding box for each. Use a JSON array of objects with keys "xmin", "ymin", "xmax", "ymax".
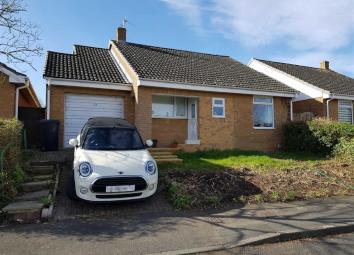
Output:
[
  {"xmin": 333, "ymin": 138, "xmax": 354, "ymax": 161},
  {"xmin": 283, "ymin": 118, "xmax": 354, "ymax": 155},
  {"xmin": 0, "ymin": 119, "xmax": 24, "ymax": 202}
]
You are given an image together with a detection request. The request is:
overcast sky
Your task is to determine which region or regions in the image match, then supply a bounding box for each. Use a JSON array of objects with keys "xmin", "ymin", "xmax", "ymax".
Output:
[{"xmin": 3, "ymin": 0, "xmax": 354, "ymax": 105}]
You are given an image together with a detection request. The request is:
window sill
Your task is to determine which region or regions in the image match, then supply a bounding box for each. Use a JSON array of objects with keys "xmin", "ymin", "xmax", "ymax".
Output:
[
  {"xmin": 152, "ymin": 116, "xmax": 188, "ymax": 120},
  {"xmin": 212, "ymin": 115, "xmax": 226, "ymax": 118},
  {"xmin": 253, "ymin": 127, "xmax": 275, "ymax": 130}
]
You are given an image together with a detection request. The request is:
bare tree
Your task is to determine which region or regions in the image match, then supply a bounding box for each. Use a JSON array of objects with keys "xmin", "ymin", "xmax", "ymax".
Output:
[{"xmin": 0, "ymin": 0, "xmax": 42, "ymax": 70}]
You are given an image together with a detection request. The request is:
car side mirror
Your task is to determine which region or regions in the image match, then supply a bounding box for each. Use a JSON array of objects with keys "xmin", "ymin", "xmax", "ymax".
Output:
[
  {"xmin": 145, "ymin": 139, "xmax": 154, "ymax": 147},
  {"xmin": 69, "ymin": 138, "xmax": 78, "ymax": 147}
]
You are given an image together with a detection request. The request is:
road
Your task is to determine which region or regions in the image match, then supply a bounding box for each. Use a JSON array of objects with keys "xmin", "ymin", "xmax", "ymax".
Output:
[{"xmin": 205, "ymin": 233, "xmax": 354, "ymax": 255}]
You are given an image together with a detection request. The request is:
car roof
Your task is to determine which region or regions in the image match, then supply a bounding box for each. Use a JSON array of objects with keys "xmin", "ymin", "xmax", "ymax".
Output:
[{"xmin": 85, "ymin": 117, "xmax": 135, "ymax": 129}]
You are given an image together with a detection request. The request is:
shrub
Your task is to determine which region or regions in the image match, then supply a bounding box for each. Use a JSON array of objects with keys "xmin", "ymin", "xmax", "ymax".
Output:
[
  {"xmin": 0, "ymin": 119, "xmax": 24, "ymax": 202},
  {"xmin": 283, "ymin": 118, "xmax": 354, "ymax": 155},
  {"xmin": 333, "ymin": 138, "xmax": 354, "ymax": 161}
]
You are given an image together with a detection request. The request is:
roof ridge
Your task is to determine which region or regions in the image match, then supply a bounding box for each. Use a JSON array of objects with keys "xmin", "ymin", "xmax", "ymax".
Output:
[
  {"xmin": 73, "ymin": 44, "xmax": 109, "ymax": 50},
  {"xmin": 255, "ymin": 58, "xmax": 323, "ymax": 70},
  {"xmin": 115, "ymin": 40, "xmax": 230, "ymax": 58}
]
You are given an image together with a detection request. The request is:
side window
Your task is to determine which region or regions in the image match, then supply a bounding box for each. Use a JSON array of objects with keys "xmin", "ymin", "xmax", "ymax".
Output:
[
  {"xmin": 253, "ymin": 96, "xmax": 274, "ymax": 128},
  {"xmin": 212, "ymin": 98, "xmax": 225, "ymax": 118},
  {"xmin": 338, "ymin": 100, "xmax": 353, "ymax": 123}
]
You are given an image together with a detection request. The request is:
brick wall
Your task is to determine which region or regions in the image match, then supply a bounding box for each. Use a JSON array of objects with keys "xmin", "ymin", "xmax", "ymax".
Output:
[
  {"xmin": 0, "ymin": 74, "xmax": 16, "ymax": 118},
  {"xmin": 136, "ymin": 86, "xmax": 290, "ymax": 152},
  {"xmin": 49, "ymin": 85, "xmax": 134, "ymax": 147},
  {"xmin": 152, "ymin": 119, "xmax": 188, "ymax": 147}
]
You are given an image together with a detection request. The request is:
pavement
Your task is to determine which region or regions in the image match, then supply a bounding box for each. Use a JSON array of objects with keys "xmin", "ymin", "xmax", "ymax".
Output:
[
  {"xmin": 0, "ymin": 196, "xmax": 353, "ymax": 255},
  {"xmin": 205, "ymin": 233, "xmax": 354, "ymax": 255}
]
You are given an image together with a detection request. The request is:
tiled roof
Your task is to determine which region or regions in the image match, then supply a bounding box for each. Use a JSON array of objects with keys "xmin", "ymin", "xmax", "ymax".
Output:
[
  {"xmin": 44, "ymin": 45, "xmax": 129, "ymax": 84},
  {"xmin": 0, "ymin": 62, "xmax": 27, "ymax": 77},
  {"xmin": 113, "ymin": 41, "xmax": 295, "ymax": 94},
  {"xmin": 257, "ymin": 59, "xmax": 354, "ymax": 96}
]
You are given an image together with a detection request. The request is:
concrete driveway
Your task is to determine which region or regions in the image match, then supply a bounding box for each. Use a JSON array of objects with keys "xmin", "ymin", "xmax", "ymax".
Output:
[{"xmin": 53, "ymin": 151, "xmax": 172, "ymax": 220}]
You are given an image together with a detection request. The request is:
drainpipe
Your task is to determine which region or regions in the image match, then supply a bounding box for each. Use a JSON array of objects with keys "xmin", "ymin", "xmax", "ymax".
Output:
[
  {"xmin": 290, "ymin": 99, "xmax": 294, "ymax": 121},
  {"xmin": 15, "ymin": 79, "xmax": 29, "ymax": 119},
  {"xmin": 46, "ymin": 80, "xmax": 51, "ymax": 120},
  {"xmin": 326, "ymin": 96, "xmax": 335, "ymax": 120}
]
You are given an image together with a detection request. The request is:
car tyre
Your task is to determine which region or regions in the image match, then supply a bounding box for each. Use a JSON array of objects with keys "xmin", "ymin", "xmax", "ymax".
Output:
[{"xmin": 66, "ymin": 170, "xmax": 79, "ymax": 201}]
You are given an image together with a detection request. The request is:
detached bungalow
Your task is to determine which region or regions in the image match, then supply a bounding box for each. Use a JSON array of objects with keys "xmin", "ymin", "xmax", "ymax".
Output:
[
  {"xmin": 0, "ymin": 62, "xmax": 41, "ymax": 119},
  {"xmin": 44, "ymin": 27, "xmax": 296, "ymax": 151},
  {"xmin": 249, "ymin": 59, "xmax": 354, "ymax": 123}
]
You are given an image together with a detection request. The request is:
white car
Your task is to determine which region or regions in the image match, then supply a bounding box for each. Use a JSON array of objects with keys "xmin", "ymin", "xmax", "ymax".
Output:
[{"xmin": 66, "ymin": 117, "xmax": 158, "ymax": 202}]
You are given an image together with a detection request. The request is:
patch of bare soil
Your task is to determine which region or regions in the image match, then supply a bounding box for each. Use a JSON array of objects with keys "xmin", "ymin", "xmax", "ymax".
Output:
[{"xmin": 163, "ymin": 161, "xmax": 354, "ymax": 209}]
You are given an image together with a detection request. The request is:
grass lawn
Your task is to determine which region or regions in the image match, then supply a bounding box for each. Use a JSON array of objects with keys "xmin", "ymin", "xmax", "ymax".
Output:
[
  {"xmin": 160, "ymin": 149, "xmax": 354, "ymax": 209},
  {"xmin": 160, "ymin": 149, "xmax": 323, "ymax": 173}
]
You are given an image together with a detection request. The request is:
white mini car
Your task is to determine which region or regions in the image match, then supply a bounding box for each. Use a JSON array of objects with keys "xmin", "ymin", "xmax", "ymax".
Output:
[{"xmin": 66, "ymin": 117, "xmax": 158, "ymax": 202}]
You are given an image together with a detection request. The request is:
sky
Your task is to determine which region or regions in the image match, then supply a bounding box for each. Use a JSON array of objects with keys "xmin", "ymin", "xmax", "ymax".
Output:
[{"xmin": 4, "ymin": 0, "xmax": 354, "ymax": 106}]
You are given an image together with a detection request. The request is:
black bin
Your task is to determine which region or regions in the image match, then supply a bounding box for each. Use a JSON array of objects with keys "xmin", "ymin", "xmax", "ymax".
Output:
[{"xmin": 39, "ymin": 120, "xmax": 60, "ymax": 151}]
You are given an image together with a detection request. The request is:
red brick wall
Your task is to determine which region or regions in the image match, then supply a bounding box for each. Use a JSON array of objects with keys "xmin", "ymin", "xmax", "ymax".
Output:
[{"xmin": 0, "ymin": 74, "xmax": 16, "ymax": 118}]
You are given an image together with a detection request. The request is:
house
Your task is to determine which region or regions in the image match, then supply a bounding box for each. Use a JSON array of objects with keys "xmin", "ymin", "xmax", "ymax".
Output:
[
  {"xmin": 0, "ymin": 62, "xmax": 41, "ymax": 119},
  {"xmin": 249, "ymin": 59, "xmax": 354, "ymax": 123},
  {"xmin": 43, "ymin": 27, "xmax": 296, "ymax": 151}
]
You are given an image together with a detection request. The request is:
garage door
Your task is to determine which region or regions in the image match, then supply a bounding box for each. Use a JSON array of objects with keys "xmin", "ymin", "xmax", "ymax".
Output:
[{"xmin": 64, "ymin": 94, "xmax": 124, "ymax": 147}]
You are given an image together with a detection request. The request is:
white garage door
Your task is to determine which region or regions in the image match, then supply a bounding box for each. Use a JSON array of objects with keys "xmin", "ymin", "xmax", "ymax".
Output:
[{"xmin": 64, "ymin": 94, "xmax": 124, "ymax": 147}]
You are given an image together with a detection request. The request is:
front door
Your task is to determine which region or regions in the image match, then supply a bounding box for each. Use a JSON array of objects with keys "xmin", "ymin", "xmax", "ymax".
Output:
[{"xmin": 186, "ymin": 98, "xmax": 199, "ymax": 144}]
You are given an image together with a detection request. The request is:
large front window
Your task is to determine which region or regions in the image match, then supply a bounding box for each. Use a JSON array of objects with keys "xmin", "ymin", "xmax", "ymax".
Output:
[
  {"xmin": 253, "ymin": 96, "xmax": 274, "ymax": 128},
  {"xmin": 338, "ymin": 100, "xmax": 353, "ymax": 123},
  {"xmin": 152, "ymin": 95, "xmax": 187, "ymax": 118},
  {"xmin": 82, "ymin": 128, "xmax": 144, "ymax": 150}
]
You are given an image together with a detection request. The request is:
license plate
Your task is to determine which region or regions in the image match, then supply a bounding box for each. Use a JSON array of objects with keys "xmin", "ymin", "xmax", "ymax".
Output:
[{"xmin": 105, "ymin": 185, "xmax": 135, "ymax": 193}]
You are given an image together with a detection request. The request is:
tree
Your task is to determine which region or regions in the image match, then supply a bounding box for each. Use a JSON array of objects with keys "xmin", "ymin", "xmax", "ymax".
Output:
[{"xmin": 0, "ymin": 0, "xmax": 42, "ymax": 70}]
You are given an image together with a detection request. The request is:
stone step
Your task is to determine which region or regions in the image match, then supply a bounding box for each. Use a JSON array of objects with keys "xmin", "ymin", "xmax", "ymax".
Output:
[
  {"xmin": 150, "ymin": 151, "xmax": 175, "ymax": 156},
  {"xmin": 152, "ymin": 154, "xmax": 179, "ymax": 159},
  {"xmin": 15, "ymin": 190, "xmax": 50, "ymax": 201},
  {"xmin": 26, "ymin": 166, "xmax": 56, "ymax": 175},
  {"xmin": 156, "ymin": 158, "xmax": 183, "ymax": 164},
  {"xmin": 31, "ymin": 174, "xmax": 54, "ymax": 181},
  {"xmin": 21, "ymin": 180, "xmax": 53, "ymax": 192},
  {"xmin": 30, "ymin": 160, "xmax": 56, "ymax": 166},
  {"xmin": 2, "ymin": 201, "xmax": 43, "ymax": 223},
  {"xmin": 149, "ymin": 148, "xmax": 180, "ymax": 153}
]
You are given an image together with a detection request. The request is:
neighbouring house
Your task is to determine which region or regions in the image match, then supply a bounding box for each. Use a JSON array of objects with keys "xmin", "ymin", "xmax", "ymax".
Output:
[
  {"xmin": 43, "ymin": 27, "xmax": 297, "ymax": 151},
  {"xmin": 0, "ymin": 62, "xmax": 41, "ymax": 119},
  {"xmin": 249, "ymin": 59, "xmax": 354, "ymax": 123}
]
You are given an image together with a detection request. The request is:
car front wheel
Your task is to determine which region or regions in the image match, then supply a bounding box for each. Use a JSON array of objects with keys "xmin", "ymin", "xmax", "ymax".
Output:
[{"xmin": 66, "ymin": 169, "xmax": 79, "ymax": 201}]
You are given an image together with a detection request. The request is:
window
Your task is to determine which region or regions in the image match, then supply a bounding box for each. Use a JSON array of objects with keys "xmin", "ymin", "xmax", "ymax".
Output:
[
  {"xmin": 338, "ymin": 100, "xmax": 353, "ymax": 123},
  {"xmin": 212, "ymin": 98, "xmax": 225, "ymax": 118},
  {"xmin": 253, "ymin": 96, "xmax": 274, "ymax": 128},
  {"xmin": 152, "ymin": 95, "xmax": 187, "ymax": 118}
]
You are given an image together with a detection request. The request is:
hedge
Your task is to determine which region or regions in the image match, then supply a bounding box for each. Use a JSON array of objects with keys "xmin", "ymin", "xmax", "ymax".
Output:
[
  {"xmin": 0, "ymin": 119, "xmax": 24, "ymax": 201},
  {"xmin": 282, "ymin": 118, "xmax": 354, "ymax": 155}
]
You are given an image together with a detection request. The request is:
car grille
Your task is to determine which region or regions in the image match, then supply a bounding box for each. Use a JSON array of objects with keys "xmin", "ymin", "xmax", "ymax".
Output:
[
  {"xmin": 96, "ymin": 193, "xmax": 143, "ymax": 199},
  {"xmin": 91, "ymin": 177, "xmax": 147, "ymax": 193}
]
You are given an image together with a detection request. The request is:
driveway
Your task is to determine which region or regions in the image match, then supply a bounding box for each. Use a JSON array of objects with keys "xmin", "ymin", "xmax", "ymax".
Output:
[{"xmin": 53, "ymin": 151, "xmax": 172, "ymax": 220}]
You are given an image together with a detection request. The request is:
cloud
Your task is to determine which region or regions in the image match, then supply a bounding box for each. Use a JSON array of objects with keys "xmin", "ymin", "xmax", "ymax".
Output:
[
  {"xmin": 161, "ymin": 0, "xmax": 354, "ymax": 76},
  {"xmin": 211, "ymin": 0, "xmax": 354, "ymax": 51},
  {"xmin": 161, "ymin": 0, "xmax": 203, "ymax": 31}
]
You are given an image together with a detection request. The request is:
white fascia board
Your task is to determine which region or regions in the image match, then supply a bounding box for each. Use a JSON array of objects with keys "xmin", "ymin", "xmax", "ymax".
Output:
[
  {"xmin": 139, "ymin": 78, "xmax": 295, "ymax": 98},
  {"xmin": 332, "ymin": 95, "xmax": 354, "ymax": 100},
  {"xmin": 0, "ymin": 66, "xmax": 26, "ymax": 84},
  {"xmin": 45, "ymin": 77, "xmax": 132, "ymax": 91},
  {"xmin": 248, "ymin": 59, "xmax": 329, "ymax": 100}
]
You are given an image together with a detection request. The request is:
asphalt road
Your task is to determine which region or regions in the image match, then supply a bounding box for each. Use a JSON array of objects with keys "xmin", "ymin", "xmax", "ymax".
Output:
[{"xmin": 205, "ymin": 233, "xmax": 354, "ymax": 255}]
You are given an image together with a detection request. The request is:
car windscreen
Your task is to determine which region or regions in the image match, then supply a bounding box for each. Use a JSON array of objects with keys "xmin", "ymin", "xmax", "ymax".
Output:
[{"xmin": 82, "ymin": 127, "xmax": 145, "ymax": 150}]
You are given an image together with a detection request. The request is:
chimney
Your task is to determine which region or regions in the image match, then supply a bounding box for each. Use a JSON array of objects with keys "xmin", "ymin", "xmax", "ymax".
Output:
[
  {"xmin": 117, "ymin": 27, "xmax": 126, "ymax": 42},
  {"xmin": 320, "ymin": 60, "xmax": 329, "ymax": 70}
]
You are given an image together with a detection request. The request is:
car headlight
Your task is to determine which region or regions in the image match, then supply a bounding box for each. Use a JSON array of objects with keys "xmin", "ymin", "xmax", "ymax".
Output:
[
  {"xmin": 78, "ymin": 162, "xmax": 92, "ymax": 177},
  {"xmin": 145, "ymin": 161, "xmax": 156, "ymax": 175}
]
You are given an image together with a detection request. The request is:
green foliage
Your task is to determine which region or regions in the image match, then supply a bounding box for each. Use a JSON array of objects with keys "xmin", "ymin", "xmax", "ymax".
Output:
[
  {"xmin": 167, "ymin": 182, "xmax": 192, "ymax": 209},
  {"xmin": 40, "ymin": 196, "xmax": 53, "ymax": 208},
  {"xmin": 0, "ymin": 119, "xmax": 24, "ymax": 203},
  {"xmin": 283, "ymin": 118, "xmax": 354, "ymax": 155},
  {"xmin": 333, "ymin": 138, "xmax": 354, "ymax": 161}
]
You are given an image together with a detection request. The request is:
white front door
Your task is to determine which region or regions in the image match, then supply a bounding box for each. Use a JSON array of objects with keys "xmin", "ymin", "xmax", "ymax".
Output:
[{"xmin": 186, "ymin": 98, "xmax": 200, "ymax": 144}]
